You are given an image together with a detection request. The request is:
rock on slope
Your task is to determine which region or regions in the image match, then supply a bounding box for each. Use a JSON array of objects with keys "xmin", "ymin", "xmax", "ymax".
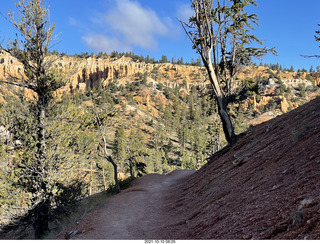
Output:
[{"xmin": 158, "ymin": 96, "xmax": 320, "ymax": 239}]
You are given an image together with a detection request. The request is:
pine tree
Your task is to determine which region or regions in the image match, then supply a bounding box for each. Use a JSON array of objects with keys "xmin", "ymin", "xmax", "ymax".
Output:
[
  {"xmin": 0, "ymin": 0, "xmax": 59, "ymax": 238},
  {"xmin": 160, "ymin": 55, "xmax": 168, "ymax": 63},
  {"xmin": 127, "ymin": 129, "xmax": 147, "ymax": 177},
  {"xmin": 113, "ymin": 126, "xmax": 127, "ymax": 173},
  {"xmin": 0, "ymin": 1, "xmax": 88, "ymax": 238},
  {"xmin": 0, "ymin": 91, "xmax": 89, "ymax": 238}
]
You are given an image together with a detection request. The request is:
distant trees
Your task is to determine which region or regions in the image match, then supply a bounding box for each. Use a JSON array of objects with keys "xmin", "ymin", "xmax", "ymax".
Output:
[
  {"xmin": 110, "ymin": 51, "xmax": 158, "ymax": 63},
  {"xmin": 106, "ymin": 50, "xmax": 202, "ymax": 66},
  {"xmin": 160, "ymin": 55, "xmax": 168, "ymax": 63},
  {"xmin": 180, "ymin": 0, "xmax": 274, "ymax": 145}
]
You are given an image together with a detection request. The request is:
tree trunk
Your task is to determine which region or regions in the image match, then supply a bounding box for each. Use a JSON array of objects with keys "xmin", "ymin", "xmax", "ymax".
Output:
[
  {"xmin": 33, "ymin": 199, "xmax": 50, "ymax": 239},
  {"xmin": 37, "ymin": 100, "xmax": 47, "ymax": 170},
  {"xmin": 204, "ymin": 56, "xmax": 237, "ymax": 145},
  {"xmin": 108, "ymin": 156, "xmax": 120, "ymax": 193},
  {"xmin": 101, "ymin": 130, "xmax": 121, "ymax": 193},
  {"xmin": 217, "ymin": 123, "xmax": 221, "ymax": 151},
  {"xmin": 89, "ymin": 161, "xmax": 93, "ymax": 195},
  {"xmin": 34, "ymin": 96, "xmax": 50, "ymax": 239},
  {"xmin": 216, "ymin": 96, "xmax": 237, "ymax": 145},
  {"xmin": 129, "ymin": 158, "xmax": 134, "ymax": 178}
]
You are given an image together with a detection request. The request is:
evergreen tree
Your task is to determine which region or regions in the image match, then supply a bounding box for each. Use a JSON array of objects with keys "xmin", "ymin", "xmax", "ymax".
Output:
[
  {"xmin": 160, "ymin": 55, "xmax": 168, "ymax": 63},
  {"xmin": 148, "ymin": 148, "xmax": 162, "ymax": 173},
  {"xmin": 309, "ymin": 65, "xmax": 314, "ymax": 73},
  {"xmin": 0, "ymin": 0, "xmax": 88, "ymax": 238},
  {"xmin": 181, "ymin": 150, "xmax": 197, "ymax": 170},
  {"xmin": 127, "ymin": 129, "xmax": 147, "ymax": 177},
  {"xmin": 0, "ymin": 91, "xmax": 88, "ymax": 238},
  {"xmin": 113, "ymin": 126, "xmax": 127, "ymax": 173}
]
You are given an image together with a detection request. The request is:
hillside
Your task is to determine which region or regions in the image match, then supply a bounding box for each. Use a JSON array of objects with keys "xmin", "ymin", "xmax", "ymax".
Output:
[
  {"xmin": 160, "ymin": 96, "xmax": 320, "ymax": 239},
  {"xmin": 1, "ymin": 51, "xmax": 320, "ymax": 189},
  {"xmin": 52, "ymin": 96, "xmax": 320, "ymax": 240},
  {"xmin": 1, "ymin": 51, "xmax": 320, "ymax": 134}
]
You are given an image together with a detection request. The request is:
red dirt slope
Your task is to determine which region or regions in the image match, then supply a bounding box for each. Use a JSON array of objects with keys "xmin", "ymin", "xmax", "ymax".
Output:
[{"xmin": 158, "ymin": 96, "xmax": 320, "ymax": 239}]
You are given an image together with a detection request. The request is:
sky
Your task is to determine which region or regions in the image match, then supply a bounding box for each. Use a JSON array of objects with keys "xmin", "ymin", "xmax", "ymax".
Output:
[{"xmin": 1, "ymin": 0, "xmax": 320, "ymax": 71}]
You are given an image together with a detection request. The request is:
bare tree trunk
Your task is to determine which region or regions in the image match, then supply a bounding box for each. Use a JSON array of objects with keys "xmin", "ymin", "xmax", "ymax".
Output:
[
  {"xmin": 107, "ymin": 155, "xmax": 120, "ymax": 193},
  {"xmin": 204, "ymin": 57, "xmax": 237, "ymax": 146},
  {"xmin": 33, "ymin": 199, "xmax": 49, "ymax": 239},
  {"xmin": 102, "ymin": 133, "xmax": 120, "ymax": 192},
  {"xmin": 216, "ymin": 96, "xmax": 237, "ymax": 145}
]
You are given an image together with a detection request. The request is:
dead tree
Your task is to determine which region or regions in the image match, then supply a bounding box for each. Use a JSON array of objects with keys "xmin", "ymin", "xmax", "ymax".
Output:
[{"xmin": 180, "ymin": 0, "xmax": 275, "ymax": 145}]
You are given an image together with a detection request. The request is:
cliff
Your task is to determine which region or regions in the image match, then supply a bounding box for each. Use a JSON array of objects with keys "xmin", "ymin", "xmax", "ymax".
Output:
[
  {"xmin": 0, "ymin": 51, "xmax": 209, "ymax": 94},
  {"xmin": 1, "ymin": 51, "xmax": 318, "ymax": 94}
]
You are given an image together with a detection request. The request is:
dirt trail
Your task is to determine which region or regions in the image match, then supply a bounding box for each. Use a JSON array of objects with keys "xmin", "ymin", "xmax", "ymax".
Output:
[{"xmin": 56, "ymin": 170, "xmax": 195, "ymax": 240}]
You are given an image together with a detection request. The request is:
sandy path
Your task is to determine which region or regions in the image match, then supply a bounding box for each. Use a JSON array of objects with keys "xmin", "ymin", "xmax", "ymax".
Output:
[{"xmin": 56, "ymin": 170, "xmax": 194, "ymax": 240}]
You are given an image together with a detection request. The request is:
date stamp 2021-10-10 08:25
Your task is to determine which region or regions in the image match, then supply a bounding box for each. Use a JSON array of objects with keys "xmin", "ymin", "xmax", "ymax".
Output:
[{"xmin": 145, "ymin": 240, "xmax": 176, "ymax": 244}]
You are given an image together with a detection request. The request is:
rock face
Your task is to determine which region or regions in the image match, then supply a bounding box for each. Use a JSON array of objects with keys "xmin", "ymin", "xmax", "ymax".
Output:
[
  {"xmin": 0, "ymin": 52, "xmax": 24, "ymax": 81},
  {"xmin": 0, "ymin": 51, "xmax": 317, "ymax": 95},
  {"xmin": 0, "ymin": 52, "xmax": 208, "ymax": 93}
]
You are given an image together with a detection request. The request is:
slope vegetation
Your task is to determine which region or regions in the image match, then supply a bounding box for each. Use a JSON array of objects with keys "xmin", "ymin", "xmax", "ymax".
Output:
[{"xmin": 160, "ymin": 96, "xmax": 320, "ymax": 239}]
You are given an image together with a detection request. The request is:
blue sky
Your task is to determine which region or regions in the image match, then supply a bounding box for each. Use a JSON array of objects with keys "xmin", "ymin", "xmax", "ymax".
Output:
[{"xmin": 1, "ymin": 0, "xmax": 320, "ymax": 70}]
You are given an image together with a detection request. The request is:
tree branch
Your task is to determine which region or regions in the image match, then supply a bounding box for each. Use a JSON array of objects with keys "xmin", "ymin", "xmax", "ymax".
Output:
[
  {"xmin": 301, "ymin": 54, "xmax": 320, "ymax": 58},
  {"xmin": 0, "ymin": 79, "xmax": 35, "ymax": 91}
]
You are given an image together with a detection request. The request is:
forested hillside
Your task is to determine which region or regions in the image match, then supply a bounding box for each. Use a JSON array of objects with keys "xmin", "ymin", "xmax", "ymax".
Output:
[{"xmin": 1, "ymin": 51, "xmax": 320, "ymax": 232}]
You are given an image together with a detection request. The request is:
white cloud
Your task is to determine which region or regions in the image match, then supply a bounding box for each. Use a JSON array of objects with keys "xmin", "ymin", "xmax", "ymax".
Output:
[
  {"xmin": 82, "ymin": 34, "xmax": 131, "ymax": 53},
  {"xmin": 177, "ymin": 3, "xmax": 194, "ymax": 23},
  {"xmin": 83, "ymin": 0, "xmax": 171, "ymax": 53}
]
